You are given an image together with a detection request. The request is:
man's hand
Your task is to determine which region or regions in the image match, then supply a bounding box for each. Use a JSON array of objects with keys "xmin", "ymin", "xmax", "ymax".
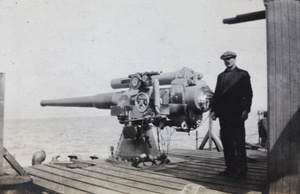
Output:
[
  {"xmin": 211, "ymin": 111, "xmax": 217, "ymax": 120},
  {"xmin": 241, "ymin": 110, "xmax": 249, "ymax": 121}
]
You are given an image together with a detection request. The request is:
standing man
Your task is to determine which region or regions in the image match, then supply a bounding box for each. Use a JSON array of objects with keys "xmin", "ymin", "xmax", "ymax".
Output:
[{"xmin": 211, "ymin": 51, "xmax": 253, "ymax": 179}]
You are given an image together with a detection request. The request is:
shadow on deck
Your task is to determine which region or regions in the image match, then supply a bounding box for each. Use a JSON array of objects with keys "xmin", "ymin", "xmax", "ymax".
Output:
[{"xmin": 156, "ymin": 149, "xmax": 267, "ymax": 193}]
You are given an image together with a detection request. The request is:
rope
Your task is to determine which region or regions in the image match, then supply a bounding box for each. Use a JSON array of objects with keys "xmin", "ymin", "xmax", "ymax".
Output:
[
  {"xmin": 156, "ymin": 112, "xmax": 212, "ymax": 155},
  {"xmin": 156, "ymin": 126, "xmax": 175, "ymax": 156}
]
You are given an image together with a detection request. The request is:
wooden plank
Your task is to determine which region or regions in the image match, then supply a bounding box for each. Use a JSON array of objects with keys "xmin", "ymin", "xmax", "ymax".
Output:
[
  {"xmin": 29, "ymin": 176, "xmax": 87, "ymax": 194},
  {"xmin": 156, "ymin": 168, "xmax": 264, "ymax": 193},
  {"xmin": 159, "ymin": 159, "xmax": 267, "ymax": 194},
  {"xmin": 44, "ymin": 164, "xmax": 180, "ymax": 193},
  {"xmin": 167, "ymin": 152, "xmax": 267, "ymax": 169},
  {"xmin": 266, "ymin": 1, "xmax": 300, "ymax": 193},
  {"xmin": 168, "ymin": 154, "xmax": 224, "ymax": 161},
  {"xmin": 82, "ymin": 166, "xmax": 182, "ymax": 192},
  {"xmin": 168, "ymin": 152, "xmax": 224, "ymax": 160},
  {"xmin": 26, "ymin": 167, "xmax": 122, "ymax": 194},
  {"xmin": 274, "ymin": 1, "xmax": 284, "ymax": 193},
  {"xmin": 80, "ymin": 159, "xmax": 192, "ymax": 185},
  {"xmin": 34, "ymin": 165, "xmax": 160, "ymax": 194},
  {"xmin": 297, "ymin": 2, "xmax": 300, "ymax": 193},
  {"xmin": 168, "ymin": 172, "xmax": 264, "ymax": 191},
  {"xmin": 167, "ymin": 156, "xmax": 267, "ymax": 173},
  {"xmin": 169, "ymin": 148, "xmax": 267, "ymax": 161},
  {"xmin": 184, "ymin": 180, "xmax": 248, "ymax": 194},
  {"xmin": 281, "ymin": 1, "xmax": 291, "ymax": 193},
  {"xmin": 192, "ymin": 161, "xmax": 267, "ymax": 175},
  {"xmin": 169, "ymin": 148, "xmax": 224, "ymax": 156},
  {"xmin": 88, "ymin": 161, "xmax": 190, "ymax": 186},
  {"xmin": 288, "ymin": 1, "xmax": 299, "ymax": 193},
  {"xmin": 0, "ymin": 175, "xmax": 31, "ymax": 186},
  {"xmin": 157, "ymin": 164, "xmax": 266, "ymax": 188},
  {"xmin": 3, "ymin": 147, "xmax": 28, "ymax": 176},
  {"xmin": 266, "ymin": 1, "xmax": 277, "ymax": 193},
  {"xmin": 174, "ymin": 162, "xmax": 267, "ymax": 179},
  {"xmin": 168, "ymin": 150, "xmax": 224, "ymax": 159},
  {"xmin": 162, "ymin": 167, "xmax": 266, "ymax": 187},
  {"xmin": 0, "ymin": 73, "xmax": 4, "ymax": 175}
]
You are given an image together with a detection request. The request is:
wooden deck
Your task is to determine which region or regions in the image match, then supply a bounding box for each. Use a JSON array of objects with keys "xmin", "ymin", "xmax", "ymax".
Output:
[{"xmin": 25, "ymin": 149, "xmax": 267, "ymax": 194}]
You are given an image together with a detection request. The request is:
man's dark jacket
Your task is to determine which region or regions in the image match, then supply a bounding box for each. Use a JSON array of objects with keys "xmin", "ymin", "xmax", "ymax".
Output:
[{"xmin": 211, "ymin": 67, "xmax": 253, "ymax": 119}]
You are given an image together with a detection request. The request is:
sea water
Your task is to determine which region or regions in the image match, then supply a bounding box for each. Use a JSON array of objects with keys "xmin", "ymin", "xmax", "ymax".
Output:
[{"xmin": 3, "ymin": 112, "xmax": 260, "ymax": 167}]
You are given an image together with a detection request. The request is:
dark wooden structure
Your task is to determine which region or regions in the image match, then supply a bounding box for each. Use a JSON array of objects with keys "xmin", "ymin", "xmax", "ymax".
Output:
[
  {"xmin": 265, "ymin": 0, "xmax": 300, "ymax": 193},
  {"xmin": 25, "ymin": 149, "xmax": 267, "ymax": 193},
  {"xmin": 0, "ymin": 73, "xmax": 4, "ymax": 175}
]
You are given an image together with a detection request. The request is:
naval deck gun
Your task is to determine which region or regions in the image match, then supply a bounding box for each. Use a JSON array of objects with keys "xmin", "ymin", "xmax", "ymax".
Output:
[{"xmin": 41, "ymin": 67, "xmax": 213, "ymax": 161}]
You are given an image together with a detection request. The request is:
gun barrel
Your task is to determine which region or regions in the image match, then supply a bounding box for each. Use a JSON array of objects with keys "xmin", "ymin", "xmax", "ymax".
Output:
[{"xmin": 41, "ymin": 92, "xmax": 124, "ymax": 109}]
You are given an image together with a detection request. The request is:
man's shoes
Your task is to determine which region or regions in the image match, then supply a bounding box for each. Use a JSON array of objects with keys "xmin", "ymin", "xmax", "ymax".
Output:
[{"xmin": 218, "ymin": 168, "xmax": 236, "ymax": 176}]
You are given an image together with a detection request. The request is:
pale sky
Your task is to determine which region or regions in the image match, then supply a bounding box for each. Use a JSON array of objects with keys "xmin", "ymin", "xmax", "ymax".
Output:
[{"xmin": 0, "ymin": 0, "xmax": 267, "ymax": 119}]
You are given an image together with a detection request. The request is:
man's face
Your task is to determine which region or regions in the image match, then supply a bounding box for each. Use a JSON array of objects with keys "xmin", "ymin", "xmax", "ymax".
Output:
[{"xmin": 223, "ymin": 57, "xmax": 236, "ymax": 68}]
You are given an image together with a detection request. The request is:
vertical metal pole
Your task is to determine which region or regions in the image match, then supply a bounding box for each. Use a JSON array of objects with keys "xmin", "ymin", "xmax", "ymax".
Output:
[
  {"xmin": 0, "ymin": 73, "xmax": 5, "ymax": 175},
  {"xmin": 208, "ymin": 116, "xmax": 213, "ymax": 151},
  {"xmin": 257, "ymin": 111, "xmax": 260, "ymax": 144},
  {"xmin": 196, "ymin": 131, "xmax": 198, "ymax": 150}
]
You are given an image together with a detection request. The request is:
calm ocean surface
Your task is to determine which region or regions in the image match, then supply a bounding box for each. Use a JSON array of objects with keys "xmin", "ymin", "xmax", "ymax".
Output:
[{"xmin": 4, "ymin": 112, "xmax": 259, "ymax": 167}]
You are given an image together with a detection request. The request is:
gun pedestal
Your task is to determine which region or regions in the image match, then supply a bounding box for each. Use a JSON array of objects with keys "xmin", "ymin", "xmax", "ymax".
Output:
[{"xmin": 115, "ymin": 125, "xmax": 159, "ymax": 159}]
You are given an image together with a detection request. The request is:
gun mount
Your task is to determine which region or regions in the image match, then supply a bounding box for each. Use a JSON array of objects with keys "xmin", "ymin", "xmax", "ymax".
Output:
[{"xmin": 41, "ymin": 67, "xmax": 213, "ymax": 161}]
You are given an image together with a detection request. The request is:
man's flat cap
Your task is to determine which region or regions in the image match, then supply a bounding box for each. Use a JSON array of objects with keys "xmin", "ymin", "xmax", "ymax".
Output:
[{"xmin": 220, "ymin": 51, "xmax": 237, "ymax": 60}]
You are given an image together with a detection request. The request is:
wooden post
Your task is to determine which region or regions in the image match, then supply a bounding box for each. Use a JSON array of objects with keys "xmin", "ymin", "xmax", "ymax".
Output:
[
  {"xmin": 0, "ymin": 73, "xmax": 32, "ymax": 190},
  {"xmin": 0, "ymin": 73, "xmax": 4, "ymax": 175},
  {"xmin": 199, "ymin": 117, "xmax": 223, "ymax": 151},
  {"xmin": 208, "ymin": 117, "xmax": 213, "ymax": 151},
  {"xmin": 265, "ymin": 0, "xmax": 300, "ymax": 193},
  {"xmin": 195, "ymin": 131, "xmax": 198, "ymax": 150}
]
